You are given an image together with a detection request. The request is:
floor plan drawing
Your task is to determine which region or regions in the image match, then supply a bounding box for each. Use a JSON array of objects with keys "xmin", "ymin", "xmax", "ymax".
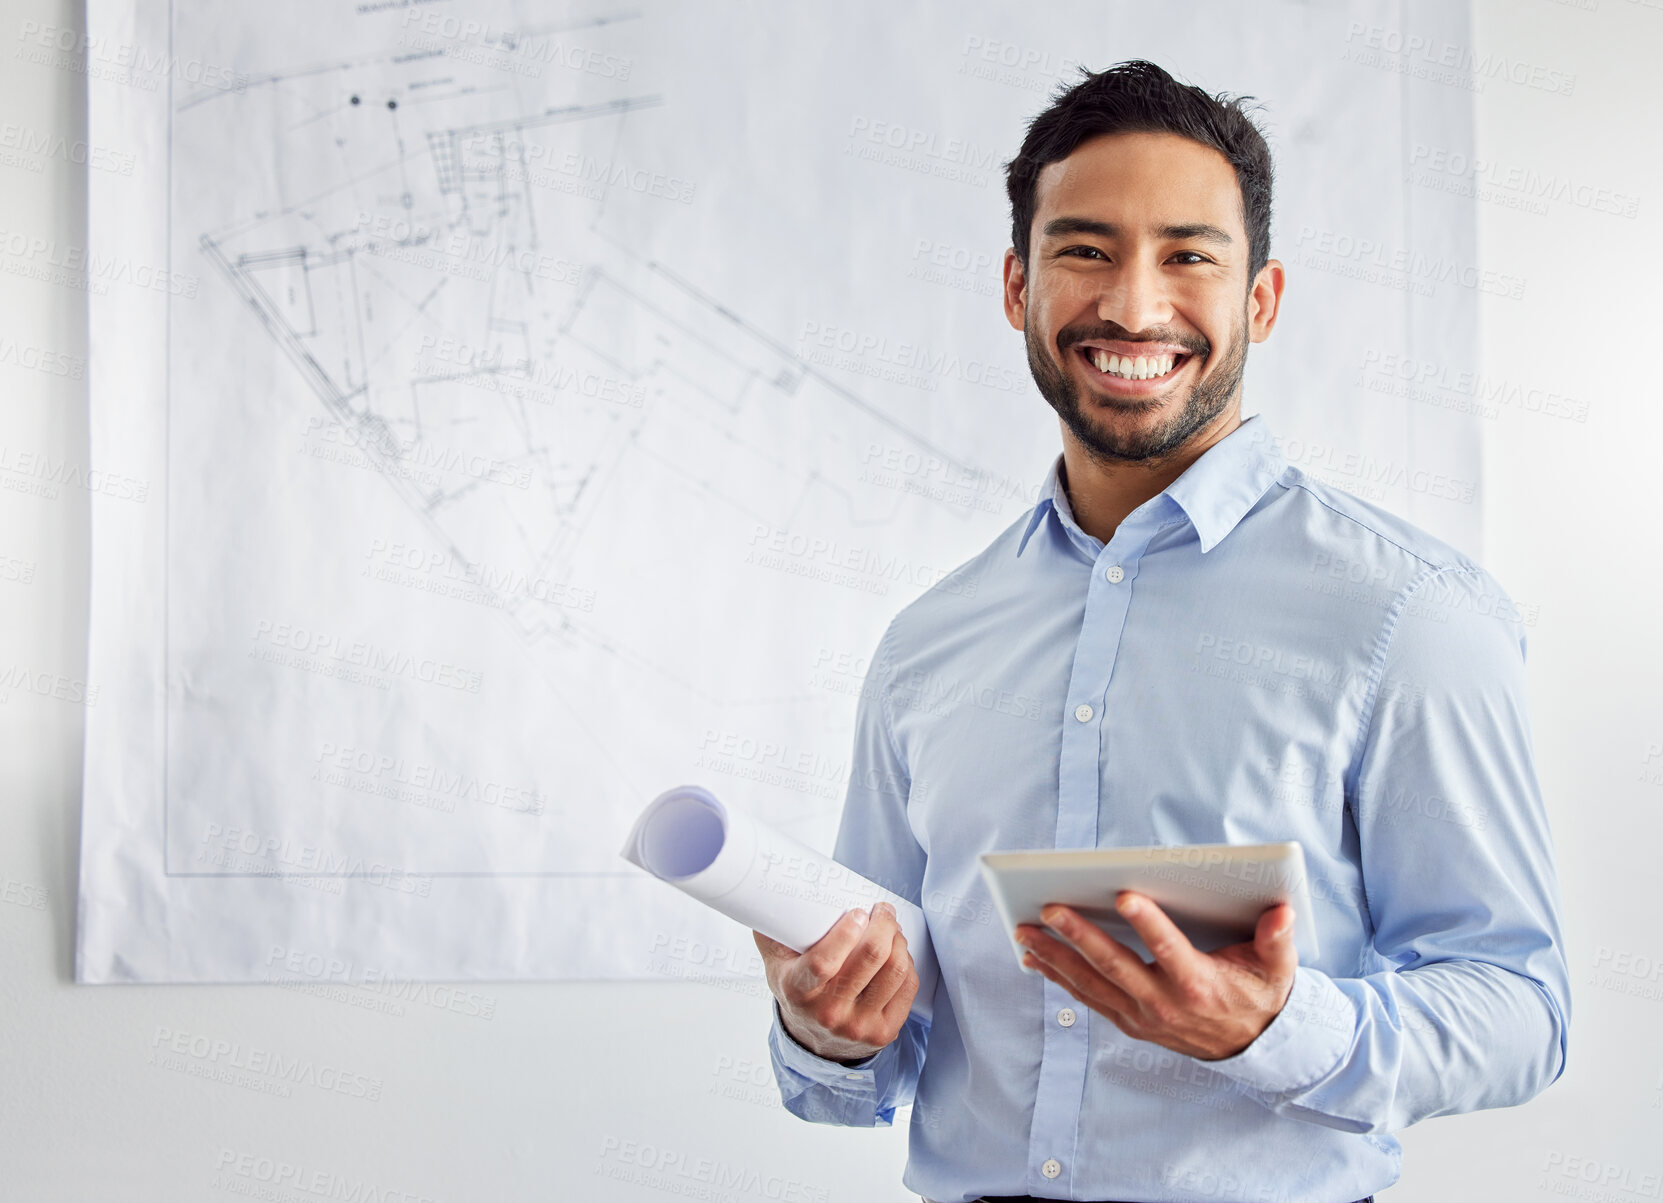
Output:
[{"xmin": 79, "ymin": 0, "xmax": 1483, "ymax": 983}]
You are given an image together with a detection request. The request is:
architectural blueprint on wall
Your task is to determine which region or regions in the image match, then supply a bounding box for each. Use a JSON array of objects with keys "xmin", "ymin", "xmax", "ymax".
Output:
[{"xmin": 79, "ymin": 0, "xmax": 1481, "ymax": 982}]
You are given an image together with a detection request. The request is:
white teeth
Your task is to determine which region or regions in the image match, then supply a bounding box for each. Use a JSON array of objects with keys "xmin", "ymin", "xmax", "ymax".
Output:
[{"xmin": 1087, "ymin": 349, "xmax": 1179, "ymax": 381}]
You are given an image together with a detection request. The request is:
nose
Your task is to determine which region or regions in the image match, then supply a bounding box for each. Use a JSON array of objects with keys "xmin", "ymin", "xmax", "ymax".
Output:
[{"xmin": 1094, "ymin": 255, "xmax": 1171, "ymax": 334}]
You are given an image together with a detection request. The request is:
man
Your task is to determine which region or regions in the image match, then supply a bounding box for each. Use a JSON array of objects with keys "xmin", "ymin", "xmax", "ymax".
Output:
[{"xmin": 753, "ymin": 60, "xmax": 1569, "ymax": 1203}]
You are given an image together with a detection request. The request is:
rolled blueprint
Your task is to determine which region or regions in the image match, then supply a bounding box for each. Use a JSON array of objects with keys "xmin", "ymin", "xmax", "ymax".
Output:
[{"xmin": 621, "ymin": 784, "xmax": 937, "ymax": 1022}]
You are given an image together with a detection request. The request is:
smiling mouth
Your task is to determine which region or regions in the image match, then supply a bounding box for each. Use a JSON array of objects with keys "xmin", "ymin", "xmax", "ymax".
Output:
[{"xmin": 1074, "ymin": 345, "xmax": 1193, "ymax": 383}]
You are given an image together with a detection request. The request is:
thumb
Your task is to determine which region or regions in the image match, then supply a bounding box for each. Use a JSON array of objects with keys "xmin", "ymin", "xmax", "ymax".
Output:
[
  {"xmin": 1254, "ymin": 903, "xmax": 1298, "ymax": 967},
  {"xmin": 752, "ymin": 930, "xmax": 798, "ymax": 963}
]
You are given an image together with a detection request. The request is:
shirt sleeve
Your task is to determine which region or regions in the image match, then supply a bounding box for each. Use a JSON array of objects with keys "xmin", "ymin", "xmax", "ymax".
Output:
[
  {"xmin": 1204, "ymin": 565, "xmax": 1571, "ymax": 1133},
  {"xmin": 767, "ymin": 618, "xmax": 932, "ymax": 1127}
]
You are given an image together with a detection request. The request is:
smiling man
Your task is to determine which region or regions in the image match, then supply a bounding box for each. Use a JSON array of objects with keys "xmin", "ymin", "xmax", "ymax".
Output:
[{"xmin": 754, "ymin": 60, "xmax": 1569, "ymax": 1203}]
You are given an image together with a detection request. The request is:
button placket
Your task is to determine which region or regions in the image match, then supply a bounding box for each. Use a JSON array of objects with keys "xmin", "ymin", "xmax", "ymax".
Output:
[{"xmin": 1026, "ymin": 520, "xmax": 1162, "ymax": 1198}]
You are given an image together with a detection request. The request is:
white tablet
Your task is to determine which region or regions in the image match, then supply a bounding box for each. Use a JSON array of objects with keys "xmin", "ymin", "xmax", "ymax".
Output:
[{"xmin": 979, "ymin": 841, "xmax": 1319, "ymax": 968}]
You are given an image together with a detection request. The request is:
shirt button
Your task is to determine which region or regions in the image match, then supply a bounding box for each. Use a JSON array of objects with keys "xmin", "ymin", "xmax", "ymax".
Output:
[
  {"xmin": 1105, "ymin": 564, "xmax": 1125, "ymax": 583},
  {"xmin": 844, "ymin": 1072, "xmax": 863, "ymax": 1080},
  {"xmin": 1073, "ymin": 703, "xmax": 1093, "ymax": 723},
  {"xmin": 1042, "ymin": 1159, "xmax": 1062, "ymax": 1179},
  {"xmin": 1057, "ymin": 1007, "xmax": 1076, "ymax": 1027}
]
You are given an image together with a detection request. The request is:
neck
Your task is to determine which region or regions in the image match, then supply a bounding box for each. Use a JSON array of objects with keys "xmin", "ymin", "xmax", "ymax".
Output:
[{"xmin": 1058, "ymin": 407, "xmax": 1243, "ymax": 545}]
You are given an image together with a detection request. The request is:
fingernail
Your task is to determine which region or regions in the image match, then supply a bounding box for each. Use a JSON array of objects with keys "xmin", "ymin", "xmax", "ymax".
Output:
[
  {"xmin": 851, "ymin": 909, "xmax": 869, "ymax": 929},
  {"xmin": 1041, "ymin": 905, "xmax": 1065, "ymax": 927}
]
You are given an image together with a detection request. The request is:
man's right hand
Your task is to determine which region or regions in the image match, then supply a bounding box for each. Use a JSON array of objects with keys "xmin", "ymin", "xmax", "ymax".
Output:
[{"xmin": 754, "ymin": 902, "xmax": 920, "ymax": 1066}]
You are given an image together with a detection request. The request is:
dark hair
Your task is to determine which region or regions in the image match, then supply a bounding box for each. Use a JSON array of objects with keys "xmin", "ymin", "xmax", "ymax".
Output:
[{"xmin": 1004, "ymin": 59, "xmax": 1275, "ymax": 282}]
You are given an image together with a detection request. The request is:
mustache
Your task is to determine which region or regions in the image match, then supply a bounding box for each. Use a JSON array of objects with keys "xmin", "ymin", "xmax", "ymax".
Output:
[{"xmin": 1059, "ymin": 325, "xmax": 1210, "ymax": 357}]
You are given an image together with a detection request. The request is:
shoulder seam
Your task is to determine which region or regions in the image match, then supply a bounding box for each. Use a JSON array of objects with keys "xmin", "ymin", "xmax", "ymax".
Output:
[
  {"xmin": 1343, "ymin": 563, "xmax": 1487, "ymax": 806},
  {"xmin": 1282, "ymin": 472, "xmax": 1473, "ymax": 574},
  {"xmin": 875, "ymin": 619, "xmax": 912, "ymax": 797}
]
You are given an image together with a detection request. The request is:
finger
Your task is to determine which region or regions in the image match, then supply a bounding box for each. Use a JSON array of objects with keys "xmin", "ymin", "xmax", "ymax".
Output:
[
  {"xmin": 1020, "ymin": 928, "xmax": 1139, "ymax": 1016},
  {"xmin": 1039, "ymin": 905, "xmax": 1159, "ymax": 1002},
  {"xmin": 791, "ymin": 907, "xmax": 871, "ymax": 993},
  {"xmin": 822, "ymin": 902, "xmax": 899, "ymax": 1003},
  {"xmin": 752, "ymin": 930, "xmax": 796, "ymax": 963},
  {"xmin": 1253, "ymin": 903, "xmax": 1299, "ymax": 970},
  {"xmin": 879, "ymin": 952, "xmax": 921, "ymax": 1027},
  {"xmin": 858, "ymin": 937, "xmax": 912, "ymax": 1011},
  {"xmin": 1113, "ymin": 892, "xmax": 1207, "ymax": 980}
]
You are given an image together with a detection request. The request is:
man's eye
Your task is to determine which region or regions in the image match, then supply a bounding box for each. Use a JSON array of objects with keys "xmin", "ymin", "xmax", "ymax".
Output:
[
  {"xmin": 1170, "ymin": 251, "xmax": 1211, "ymax": 265},
  {"xmin": 1061, "ymin": 246, "xmax": 1106, "ymax": 260}
]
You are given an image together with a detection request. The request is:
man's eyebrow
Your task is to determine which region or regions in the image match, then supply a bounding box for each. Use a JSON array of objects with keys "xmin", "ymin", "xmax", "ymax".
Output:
[{"xmin": 1040, "ymin": 216, "xmax": 1234, "ymax": 247}]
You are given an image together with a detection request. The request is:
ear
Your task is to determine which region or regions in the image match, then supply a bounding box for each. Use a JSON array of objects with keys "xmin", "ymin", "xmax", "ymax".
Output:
[
  {"xmin": 1247, "ymin": 257, "xmax": 1285, "ymax": 343},
  {"xmin": 1002, "ymin": 247, "xmax": 1028, "ymax": 333}
]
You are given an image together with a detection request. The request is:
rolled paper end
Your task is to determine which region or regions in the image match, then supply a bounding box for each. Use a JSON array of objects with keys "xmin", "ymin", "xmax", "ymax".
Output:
[
  {"xmin": 623, "ymin": 783, "xmax": 939, "ymax": 1024},
  {"xmin": 625, "ymin": 784, "xmax": 728, "ymax": 881}
]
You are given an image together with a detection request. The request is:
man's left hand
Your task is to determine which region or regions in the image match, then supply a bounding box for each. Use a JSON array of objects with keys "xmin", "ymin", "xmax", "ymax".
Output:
[{"xmin": 1013, "ymin": 891, "xmax": 1298, "ymax": 1061}]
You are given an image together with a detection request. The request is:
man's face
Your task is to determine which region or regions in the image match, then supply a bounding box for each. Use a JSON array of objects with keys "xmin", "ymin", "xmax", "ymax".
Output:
[{"xmin": 1003, "ymin": 130, "xmax": 1281, "ymax": 464}]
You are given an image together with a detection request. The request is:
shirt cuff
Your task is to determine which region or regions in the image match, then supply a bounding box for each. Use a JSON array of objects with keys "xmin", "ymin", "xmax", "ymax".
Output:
[
  {"xmin": 770, "ymin": 999, "xmax": 881, "ymax": 1082},
  {"xmin": 1198, "ymin": 965, "xmax": 1354, "ymax": 1096}
]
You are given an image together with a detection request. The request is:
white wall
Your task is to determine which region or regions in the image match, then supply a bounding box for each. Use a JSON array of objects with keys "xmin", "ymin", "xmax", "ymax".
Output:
[{"xmin": 2, "ymin": 1, "xmax": 1658, "ymax": 1199}]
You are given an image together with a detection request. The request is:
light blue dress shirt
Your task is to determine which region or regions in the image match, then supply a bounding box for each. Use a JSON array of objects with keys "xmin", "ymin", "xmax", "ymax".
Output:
[{"xmin": 767, "ymin": 413, "xmax": 1569, "ymax": 1203}]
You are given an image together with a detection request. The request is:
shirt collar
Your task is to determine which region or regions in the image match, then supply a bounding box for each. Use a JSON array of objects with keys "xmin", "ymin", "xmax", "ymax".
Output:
[{"xmin": 1016, "ymin": 413, "xmax": 1287, "ymax": 559}]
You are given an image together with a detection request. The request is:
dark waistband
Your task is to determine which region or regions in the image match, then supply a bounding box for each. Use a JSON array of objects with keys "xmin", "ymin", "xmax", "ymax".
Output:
[{"xmin": 979, "ymin": 1197, "xmax": 1374, "ymax": 1203}]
